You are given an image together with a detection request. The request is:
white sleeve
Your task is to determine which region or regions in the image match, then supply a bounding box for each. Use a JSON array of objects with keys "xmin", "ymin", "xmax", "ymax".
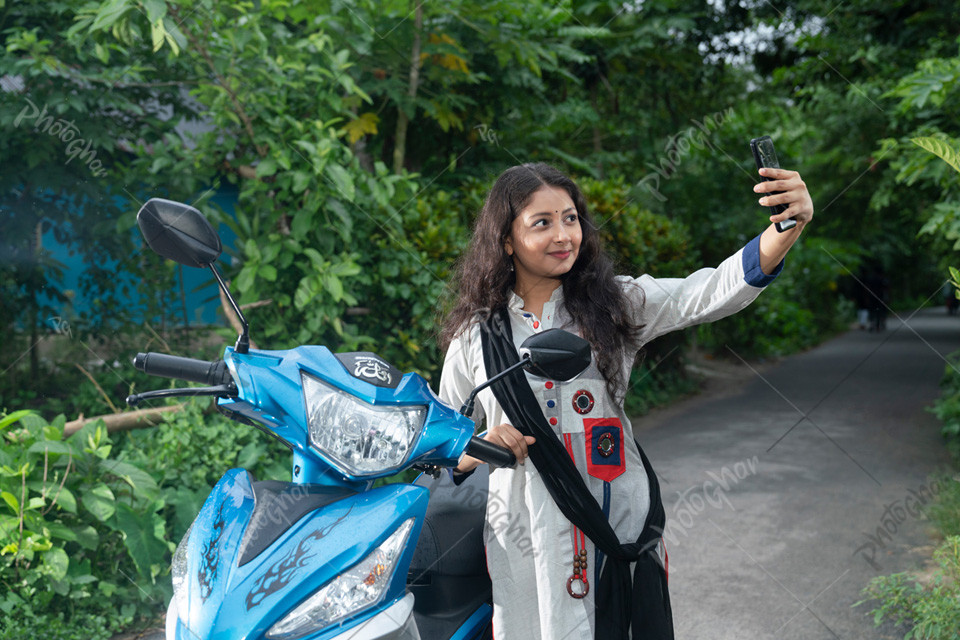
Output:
[
  {"xmin": 438, "ymin": 326, "xmax": 486, "ymax": 431},
  {"xmin": 625, "ymin": 234, "xmax": 783, "ymax": 345}
]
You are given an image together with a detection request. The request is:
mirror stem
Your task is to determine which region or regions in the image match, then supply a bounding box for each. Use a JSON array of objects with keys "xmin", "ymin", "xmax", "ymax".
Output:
[
  {"xmin": 209, "ymin": 264, "xmax": 250, "ymax": 354},
  {"xmin": 459, "ymin": 354, "xmax": 530, "ymax": 418}
]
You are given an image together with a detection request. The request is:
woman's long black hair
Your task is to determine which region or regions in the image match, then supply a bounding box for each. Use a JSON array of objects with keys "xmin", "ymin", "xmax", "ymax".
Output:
[{"xmin": 440, "ymin": 163, "xmax": 644, "ymax": 400}]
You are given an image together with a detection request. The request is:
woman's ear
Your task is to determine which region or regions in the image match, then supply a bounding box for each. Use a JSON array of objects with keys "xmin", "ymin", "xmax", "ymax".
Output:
[{"xmin": 504, "ymin": 237, "xmax": 514, "ymax": 256}]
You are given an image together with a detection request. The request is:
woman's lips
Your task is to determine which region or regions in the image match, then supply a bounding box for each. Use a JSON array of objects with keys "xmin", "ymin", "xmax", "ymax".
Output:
[{"xmin": 549, "ymin": 250, "xmax": 572, "ymax": 260}]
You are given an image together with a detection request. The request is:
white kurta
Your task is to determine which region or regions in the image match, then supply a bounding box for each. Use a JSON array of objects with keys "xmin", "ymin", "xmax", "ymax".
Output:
[{"xmin": 438, "ymin": 236, "xmax": 781, "ymax": 639}]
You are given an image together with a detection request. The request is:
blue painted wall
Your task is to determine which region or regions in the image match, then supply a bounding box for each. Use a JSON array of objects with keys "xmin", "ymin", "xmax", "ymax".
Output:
[{"xmin": 42, "ymin": 187, "xmax": 240, "ymax": 328}]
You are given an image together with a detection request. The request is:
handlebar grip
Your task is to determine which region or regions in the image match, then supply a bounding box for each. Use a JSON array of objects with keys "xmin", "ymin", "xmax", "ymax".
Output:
[
  {"xmin": 465, "ymin": 436, "xmax": 517, "ymax": 469},
  {"xmin": 134, "ymin": 352, "xmax": 232, "ymax": 386}
]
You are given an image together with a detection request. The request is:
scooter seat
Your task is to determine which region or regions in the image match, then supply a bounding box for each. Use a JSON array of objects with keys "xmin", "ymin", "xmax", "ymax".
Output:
[{"xmin": 409, "ymin": 466, "xmax": 492, "ymax": 639}]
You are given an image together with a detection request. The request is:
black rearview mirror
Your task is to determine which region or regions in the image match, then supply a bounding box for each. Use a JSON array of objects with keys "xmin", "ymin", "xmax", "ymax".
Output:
[
  {"xmin": 458, "ymin": 328, "xmax": 592, "ymax": 418},
  {"xmin": 519, "ymin": 329, "xmax": 591, "ymax": 381},
  {"xmin": 137, "ymin": 198, "xmax": 222, "ymax": 268}
]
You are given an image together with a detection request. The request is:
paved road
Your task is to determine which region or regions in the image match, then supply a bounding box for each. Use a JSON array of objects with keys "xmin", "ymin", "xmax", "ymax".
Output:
[{"xmin": 635, "ymin": 308, "xmax": 958, "ymax": 640}]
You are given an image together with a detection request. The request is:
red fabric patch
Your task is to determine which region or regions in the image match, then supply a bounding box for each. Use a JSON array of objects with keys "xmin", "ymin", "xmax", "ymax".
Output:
[{"xmin": 583, "ymin": 417, "xmax": 626, "ymax": 482}]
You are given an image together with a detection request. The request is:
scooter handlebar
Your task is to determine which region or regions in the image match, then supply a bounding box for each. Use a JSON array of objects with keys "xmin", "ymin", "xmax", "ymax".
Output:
[
  {"xmin": 465, "ymin": 436, "xmax": 517, "ymax": 469},
  {"xmin": 134, "ymin": 352, "xmax": 233, "ymax": 387}
]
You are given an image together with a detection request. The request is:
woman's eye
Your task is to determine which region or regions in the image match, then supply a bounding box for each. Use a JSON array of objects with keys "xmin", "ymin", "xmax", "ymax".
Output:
[
  {"xmin": 565, "ymin": 214, "xmax": 579, "ymax": 223},
  {"xmin": 533, "ymin": 219, "xmax": 549, "ymax": 227}
]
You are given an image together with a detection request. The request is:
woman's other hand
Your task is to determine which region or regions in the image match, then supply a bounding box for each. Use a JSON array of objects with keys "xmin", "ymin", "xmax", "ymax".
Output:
[
  {"xmin": 484, "ymin": 423, "xmax": 536, "ymax": 465},
  {"xmin": 455, "ymin": 423, "xmax": 536, "ymax": 473}
]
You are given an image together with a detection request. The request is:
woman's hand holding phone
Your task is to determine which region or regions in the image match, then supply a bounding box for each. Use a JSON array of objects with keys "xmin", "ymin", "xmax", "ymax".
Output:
[{"xmin": 753, "ymin": 167, "xmax": 815, "ymax": 231}]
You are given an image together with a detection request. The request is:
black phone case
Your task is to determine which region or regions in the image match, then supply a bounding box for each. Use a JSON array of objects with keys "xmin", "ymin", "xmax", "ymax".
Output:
[{"xmin": 750, "ymin": 136, "xmax": 795, "ymax": 232}]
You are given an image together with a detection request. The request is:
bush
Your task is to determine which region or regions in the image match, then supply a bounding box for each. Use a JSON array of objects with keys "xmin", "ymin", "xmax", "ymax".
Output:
[
  {"xmin": 930, "ymin": 351, "xmax": 960, "ymax": 461},
  {"xmin": 858, "ymin": 536, "xmax": 960, "ymax": 640},
  {"xmin": 117, "ymin": 400, "xmax": 289, "ymax": 541},
  {"xmin": 0, "ymin": 411, "xmax": 168, "ymax": 637},
  {"xmin": 696, "ymin": 237, "xmax": 856, "ymax": 358}
]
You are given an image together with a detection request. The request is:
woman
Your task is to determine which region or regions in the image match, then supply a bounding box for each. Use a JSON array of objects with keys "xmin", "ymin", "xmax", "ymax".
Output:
[{"xmin": 438, "ymin": 162, "xmax": 814, "ymax": 639}]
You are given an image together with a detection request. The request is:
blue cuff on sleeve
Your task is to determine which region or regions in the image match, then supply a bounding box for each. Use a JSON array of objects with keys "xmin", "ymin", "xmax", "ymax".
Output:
[{"xmin": 742, "ymin": 232, "xmax": 783, "ymax": 287}]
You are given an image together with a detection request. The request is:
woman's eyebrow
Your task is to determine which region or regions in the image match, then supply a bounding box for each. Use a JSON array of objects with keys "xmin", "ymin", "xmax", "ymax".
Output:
[{"xmin": 528, "ymin": 206, "xmax": 576, "ymax": 217}]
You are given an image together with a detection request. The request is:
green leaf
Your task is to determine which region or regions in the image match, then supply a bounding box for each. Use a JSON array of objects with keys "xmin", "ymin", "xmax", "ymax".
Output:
[
  {"xmin": 162, "ymin": 16, "xmax": 186, "ymax": 54},
  {"xmin": 325, "ymin": 164, "xmax": 355, "ymax": 202},
  {"xmin": 150, "ymin": 18, "xmax": 164, "ymax": 52},
  {"xmin": 0, "ymin": 410, "xmax": 34, "ymax": 432},
  {"xmin": 83, "ymin": 484, "xmax": 116, "ymax": 522},
  {"xmin": 303, "ymin": 248, "xmax": 325, "ymax": 269},
  {"xmin": 26, "ymin": 440, "xmax": 77, "ymax": 457},
  {"xmin": 259, "ymin": 264, "xmax": 278, "ymax": 281},
  {"xmin": 115, "ymin": 502, "xmax": 168, "ymax": 578},
  {"xmin": 291, "ymin": 209, "xmax": 314, "ymax": 240},
  {"xmin": 91, "ymin": 0, "xmax": 131, "ymax": 31},
  {"xmin": 41, "ymin": 547, "xmax": 69, "ymax": 582},
  {"xmin": 323, "ymin": 273, "xmax": 344, "ymax": 302},
  {"xmin": 912, "ymin": 137, "xmax": 960, "ymax": 174},
  {"xmin": 143, "ymin": 0, "xmax": 166, "ymax": 22},
  {"xmin": 235, "ymin": 265, "xmax": 256, "ymax": 293},
  {"xmin": 1, "ymin": 491, "xmax": 19, "ymax": 514},
  {"xmin": 75, "ymin": 525, "xmax": 99, "ymax": 550},
  {"xmin": 294, "ymin": 277, "xmax": 319, "ymax": 310},
  {"xmin": 45, "ymin": 522, "xmax": 77, "ymax": 542},
  {"xmin": 256, "ymin": 157, "xmax": 278, "ymax": 177},
  {"xmin": 53, "ymin": 487, "xmax": 76, "ymax": 514},
  {"xmin": 99, "ymin": 459, "xmax": 160, "ymax": 500},
  {"xmin": 292, "ymin": 170, "xmax": 311, "ymax": 194}
]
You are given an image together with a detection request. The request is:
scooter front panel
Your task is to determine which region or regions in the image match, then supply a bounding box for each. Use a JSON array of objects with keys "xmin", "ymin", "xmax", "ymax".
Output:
[{"xmin": 172, "ymin": 476, "xmax": 429, "ymax": 640}]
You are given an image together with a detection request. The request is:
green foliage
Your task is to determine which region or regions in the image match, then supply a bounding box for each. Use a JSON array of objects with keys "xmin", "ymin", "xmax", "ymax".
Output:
[
  {"xmin": 0, "ymin": 411, "xmax": 167, "ymax": 636},
  {"xmin": 623, "ymin": 356, "xmax": 700, "ymax": 418},
  {"xmin": 579, "ymin": 175, "xmax": 698, "ymax": 278},
  {"xmin": 926, "ymin": 474, "xmax": 960, "ymax": 541},
  {"xmin": 697, "ymin": 238, "xmax": 857, "ymax": 358},
  {"xmin": 118, "ymin": 401, "xmax": 288, "ymax": 540},
  {"xmin": 858, "ymin": 536, "xmax": 960, "ymax": 640},
  {"xmin": 929, "ymin": 352, "xmax": 960, "ymax": 461}
]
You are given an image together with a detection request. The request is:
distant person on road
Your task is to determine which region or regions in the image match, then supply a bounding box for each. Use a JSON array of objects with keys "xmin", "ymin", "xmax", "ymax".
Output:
[
  {"xmin": 944, "ymin": 281, "xmax": 958, "ymax": 316},
  {"xmin": 864, "ymin": 267, "xmax": 889, "ymax": 332},
  {"xmin": 437, "ymin": 162, "xmax": 814, "ymax": 640}
]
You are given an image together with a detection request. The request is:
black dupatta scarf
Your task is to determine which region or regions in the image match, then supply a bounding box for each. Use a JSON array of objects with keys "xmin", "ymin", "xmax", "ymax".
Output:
[{"xmin": 479, "ymin": 307, "xmax": 673, "ymax": 640}]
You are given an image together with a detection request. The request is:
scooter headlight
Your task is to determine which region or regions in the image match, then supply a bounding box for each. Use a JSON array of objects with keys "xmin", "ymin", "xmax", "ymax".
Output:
[
  {"xmin": 302, "ymin": 372, "xmax": 426, "ymax": 476},
  {"xmin": 266, "ymin": 518, "xmax": 415, "ymax": 640}
]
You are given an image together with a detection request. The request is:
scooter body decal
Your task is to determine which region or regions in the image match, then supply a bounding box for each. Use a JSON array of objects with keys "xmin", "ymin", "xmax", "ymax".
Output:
[
  {"xmin": 197, "ymin": 502, "xmax": 228, "ymax": 602},
  {"xmin": 245, "ymin": 504, "xmax": 354, "ymax": 610}
]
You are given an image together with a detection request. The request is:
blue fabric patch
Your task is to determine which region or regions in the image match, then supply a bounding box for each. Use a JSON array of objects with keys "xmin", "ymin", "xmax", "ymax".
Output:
[
  {"xmin": 742, "ymin": 232, "xmax": 784, "ymax": 288},
  {"xmin": 591, "ymin": 427, "xmax": 621, "ymax": 467}
]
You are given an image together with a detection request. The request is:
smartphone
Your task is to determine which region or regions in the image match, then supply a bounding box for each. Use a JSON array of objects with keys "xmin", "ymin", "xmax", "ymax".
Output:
[{"xmin": 750, "ymin": 136, "xmax": 795, "ymax": 232}]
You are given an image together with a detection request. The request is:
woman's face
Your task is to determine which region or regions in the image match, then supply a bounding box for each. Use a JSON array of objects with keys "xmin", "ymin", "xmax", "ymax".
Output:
[{"xmin": 504, "ymin": 185, "xmax": 582, "ymax": 289}]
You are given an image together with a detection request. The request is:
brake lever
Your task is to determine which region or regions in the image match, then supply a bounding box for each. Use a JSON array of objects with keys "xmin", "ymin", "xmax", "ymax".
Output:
[
  {"xmin": 411, "ymin": 464, "xmax": 443, "ymax": 479},
  {"xmin": 126, "ymin": 383, "xmax": 237, "ymax": 407}
]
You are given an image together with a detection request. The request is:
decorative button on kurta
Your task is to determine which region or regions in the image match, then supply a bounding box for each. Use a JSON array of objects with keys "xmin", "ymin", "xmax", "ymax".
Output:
[
  {"xmin": 549, "ymin": 417, "xmax": 558, "ymax": 426},
  {"xmin": 572, "ymin": 389, "xmax": 594, "ymax": 415},
  {"xmin": 544, "ymin": 381, "xmax": 553, "ymax": 389},
  {"xmin": 533, "ymin": 321, "xmax": 540, "ymax": 329},
  {"xmin": 546, "ymin": 400, "xmax": 555, "ymax": 408}
]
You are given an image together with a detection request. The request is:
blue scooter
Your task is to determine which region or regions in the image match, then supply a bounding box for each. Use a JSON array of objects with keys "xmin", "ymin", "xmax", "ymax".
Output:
[{"xmin": 126, "ymin": 198, "xmax": 591, "ymax": 640}]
